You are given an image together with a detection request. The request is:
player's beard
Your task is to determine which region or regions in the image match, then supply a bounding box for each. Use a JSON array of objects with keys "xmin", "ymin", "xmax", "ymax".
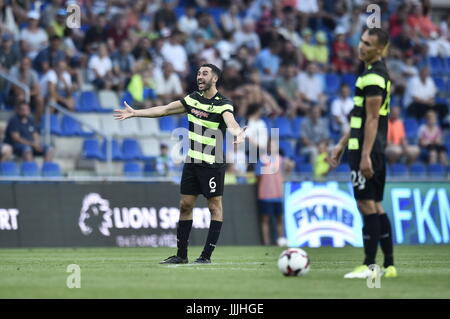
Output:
[{"xmin": 198, "ymin": 79, "xmax": 213, "ymax": 92}]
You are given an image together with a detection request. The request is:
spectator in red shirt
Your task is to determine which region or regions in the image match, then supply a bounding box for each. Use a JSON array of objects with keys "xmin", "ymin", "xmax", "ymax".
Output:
[{"xmin": 331, "ymin": 29, "xmax": 353, "ymax": 73}]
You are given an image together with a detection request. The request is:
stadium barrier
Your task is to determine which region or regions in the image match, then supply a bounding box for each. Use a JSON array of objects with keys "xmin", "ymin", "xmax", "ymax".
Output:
[
  {"xmin": 0, "ymin": 183, "xmax": 260, "ymax": 248},
  {"xmin": 2, "ymin": 181, "xmax": 449, "ymax": 248}
]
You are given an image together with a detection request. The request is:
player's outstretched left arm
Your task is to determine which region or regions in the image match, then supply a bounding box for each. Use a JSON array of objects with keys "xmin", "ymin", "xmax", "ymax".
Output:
[
  {"xmin": 114, "ymin": 101, "xmax": 186, "ymax": 120},
  {"xmin": 222, "ymin": 112, "xmax": 247, "ymax": 144}
]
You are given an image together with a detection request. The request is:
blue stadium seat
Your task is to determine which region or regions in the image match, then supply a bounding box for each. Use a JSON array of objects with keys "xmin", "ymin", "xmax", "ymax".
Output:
[
  {"xmin": 295, "ymin": 163, "xmax": 313, "ymax": 174},
  {"xmin": 433, "ymin": 76, "xmax": 446, "ymax": 93},
  {"xmin": 159, "ymin": 116, "xmax": 177, "ymax": 132},
  {"xmin": 102, "ymin": 139, "xmax": 123, "ymax": 161},
  {"xmin": 82, "ymin": 139, "xmax": 104, "ymax": 160},
  {"xmin": 21, "ymin": 161, "xmax": 39, "ymax": 177},
  {"xmin": 42, "ymin": 162, "xmax": 61, "ymax": 177},
  {"xmin": 279, "ymin": 140, "xmax": 294, "ymax": 158},
  {"xmin": 144, "ymin": 159, "xmax": 157, "ymax": 176},
  {"xmin": 335, "ymin": 164, "xmax": 350, "ymax": 175},
  {"xmin": 273, "ymin": 116, "xmax": 294, "ymax": 139},
  {"xmin": 144, "ymin": 88, "xmax": 156, "ymax": 100},
  {"xmin": 389, "ymin": 163, "xmax": 408, "ymax": 177},
  {"xmin": 40, "ymin": 114, "xmax": 61, "ymax": 135},
  {"xmin": 206, "ymin": 7, "xmax": 225, "ymax": 26},
  {"xmin": 291, "ymin": 116, "xmax": 304, "ymax": 139},
  {"xmin": 404, "ymin": 117, "xmax": 419, "ymax": 142},
  {"xmin": 123, "ymin": 162, "xmax": 143, "ymax": 177},
  {"xmin": 121, "ymin": 91, "xmax": 134, "ymax": 106},
  {"xmin": 261, "ymin": 116, "xmax": 273, "ymax": 131},
  {"xmin": 60, "ymin": 115, "xmax": 93, "ymax": 137},
  {"xmin": 428, "ymin": 163, "xmax": 445, "ymax": 177},
  {"xmin": 409, "ymin": 163, "xmax": 426, "ymax": 177},
  {"xmin": 341, "ymin": 73, "xmax": 357, "ymax": 87},
  {"xmin": 324, "ymin": 73, "xmax": 341, "ymax": 96},
  {"xmin": 428, "ymin": 56, "xmax": 445, "ymax": 75},
  {"xmin": 178, "ymin": 116, "xmax": 189, "ymax": 129},
  {"xmin": 121, "ymin": 138, "xmax": 144, "ymax": 161},
  {"xmin": 0, "ymin": 161, "xmax": 19, "ymax": 176},
  {"xmin": 76, "ymin": 91, "xmax": 102, "ymax": 112}
]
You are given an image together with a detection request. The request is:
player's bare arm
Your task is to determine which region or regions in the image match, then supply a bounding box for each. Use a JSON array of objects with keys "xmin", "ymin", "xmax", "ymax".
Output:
[
  {"xmin": 114, "ymin": 100, "xmax": 186, "ymax": 120},
  {"xmin": 222, "ymin": 111, "xmax": 247, "ymax": 144},
  {"xmin": 360, "ymin": 95, "xmax": 383, "ymax": 179},
  {"xmin": 328, "ymin": 129, "xmax": 350, "ymax": 169}
]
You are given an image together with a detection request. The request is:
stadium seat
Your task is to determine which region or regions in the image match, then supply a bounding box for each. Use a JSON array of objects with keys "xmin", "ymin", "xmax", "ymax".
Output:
[
  {"xmin": 273, "ymin": 116, "xmax": 294, "ymax": 139},
  {"xmin": 159, "ymin": 116, "xmax": 177, "ymax": 132},
  {"xmin": 21, "ymin": 161, "xmax": 39, "ymax": 177},
  {"xmin": 42, "ymin": 162, "xmax": 62, "ymax": 177},
  {"xmin": 324, "ymin": 73, "xmax": 341, "ymax": 96},
  {"xmin": 432, "ymin": 77, "xmax": 446, "ymax": 93},
  {"xmin": 178, "ymin": 116, "xmax": 189, "ymax": 130},
  {"xmin": 102, "ymin": 139, "xmax": 123, "ymax": 161},
  {"xmin": 279, "ymin": 140, "xmax": 294, "ymax": 158},
  {"xmin": 404, "ymin": 117, "xmax": 419, "ymax": 142},
  {"xmin": 341, "ymin": 73, "xmax": 357, "ymax": 87},
  {"xmin": 143, "ymin": 158, "xmax": 157, "ymax": 176},
  {"xmin": 76, "ymin": 114, "xmax": 102, "ymax": 134},
  {"xmin": 0, "ymin": 161, "xmax": 19, "ymax": 176},
  {"xmin": 334, "ymin": 164, "xmax": 350, "ymax": 178},
  {"xmin": 61, "ymin": 115, "xmax": 94, "ymax": 137},
  {"xmin": 76, "ymin": 91, "xmax": 102, "ymax": 112},
  {"xmin": 409, "ymin": 163, "xmax": 427, "ymax": 177},
  {"xmin": 98, "ymin": 90, "xmax": 120, "ymax": 110},
  {"xmin": 428, "ymin": 56, "xmax": 444, "ymax": 75},
  {"xmin": 295, "ymin": 163, "xmax": 313, "ymax": 175},
  {"xmin": 291, "ymin": 116, "xmax": 304, "ymax": 139},
  {"xmin": 123, "ymin": 162, "xmax": 143, "ymax": 177},
  {"xmin": 100, "ymin": 115, "xmax": 121, "ymax": 136},
  {"xmin": 40, "ymin": 114, "xmax": 61, "ymax": 135},
  {"xmin": 82, "ymin": 139, "xmax": 104, "ymax": 160},
  {"xmin": 121, "ymin": 138, "xmax": 144, "ymax": 161},
  {"xmin": 389, "ymin": 163, "xmax": 408, "ymax": 177},
  {"xmin": 138, "ymin": 118, "xmax": 160, "ymax": 136},
  {"xmin": 428, "ymin": 163, "xmax": 445, "ymax": 177},
  {"xmin": 121, "ymin": 91, "xmax": 134, "ymax": 106}
]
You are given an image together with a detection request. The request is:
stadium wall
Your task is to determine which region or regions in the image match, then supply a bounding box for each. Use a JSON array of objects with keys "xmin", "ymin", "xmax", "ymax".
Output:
[{"xmin": 0, "ymin": 183, "xmax": 260, "ymax": 248}]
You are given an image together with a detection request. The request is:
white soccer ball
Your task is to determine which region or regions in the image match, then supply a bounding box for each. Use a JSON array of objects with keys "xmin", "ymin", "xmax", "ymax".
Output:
[{"xmin": 277, "ymin": 248, "xmax": 310, "ymax": 276}]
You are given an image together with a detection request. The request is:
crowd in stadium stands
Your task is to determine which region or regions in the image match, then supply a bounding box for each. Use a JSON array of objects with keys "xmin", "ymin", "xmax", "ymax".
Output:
[{"xmin": 0, "ymin": 0, "xmax": 449, "ymax": 178}]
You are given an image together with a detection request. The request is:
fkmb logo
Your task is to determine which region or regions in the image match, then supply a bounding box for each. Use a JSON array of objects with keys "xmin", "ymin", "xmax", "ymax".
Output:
[{"xmin": 285, "ymin": 182, "xmax": 363, "ymax": 247}]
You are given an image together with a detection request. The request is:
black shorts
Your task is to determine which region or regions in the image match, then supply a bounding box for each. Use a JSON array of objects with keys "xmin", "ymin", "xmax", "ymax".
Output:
[
  {"xmin": 258, "ymin": 200, "xmax": 283, "ymax": 216},
  {"xmin": 180, "ymin": 163, "xmax": 226, "ymax": 198},
  {"xmin": 348, "ymin": 152, "xmax": 386, "ymax": 202}
]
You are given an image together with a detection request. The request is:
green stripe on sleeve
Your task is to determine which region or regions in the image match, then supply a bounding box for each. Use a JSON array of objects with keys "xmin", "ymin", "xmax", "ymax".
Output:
[
  {"xmin": 350, "ymin": 116, "xmax": 362, "ymax": 129},
  {"xmin": 357, "ymin": 73, "xmax": 386, "ymax": 90},
  {"xmin": 348, "ymin": 138, "xmax": 359, "ymax": 150}
]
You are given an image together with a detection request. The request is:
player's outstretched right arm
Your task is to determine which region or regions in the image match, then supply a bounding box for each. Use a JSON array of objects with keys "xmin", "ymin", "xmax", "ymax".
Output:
[{"xmin": 114, "ymin": 100, "xmax": 185, "ymax": 120}]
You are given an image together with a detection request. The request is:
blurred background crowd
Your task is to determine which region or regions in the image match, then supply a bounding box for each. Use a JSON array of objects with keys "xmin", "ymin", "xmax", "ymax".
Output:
[{"xmin": 0, "ymin": 0, "xmax": 449, "ymax": 180}]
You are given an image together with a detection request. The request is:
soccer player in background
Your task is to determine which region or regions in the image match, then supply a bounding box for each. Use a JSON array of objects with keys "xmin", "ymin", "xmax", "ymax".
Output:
[
  {"xmin": 114, "ymin": 64, "xmax": 247, "ymax": 264},
  {"xmin": 329, "ymin": 28, "xmax": 397, "ymax": 278}
]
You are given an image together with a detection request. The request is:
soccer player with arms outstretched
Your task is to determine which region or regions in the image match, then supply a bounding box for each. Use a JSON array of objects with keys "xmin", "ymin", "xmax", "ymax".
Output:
[
  {"xmin": 329, "ymin": 28, "xmax": 397, "ymax": 279},
  {"xmin": 114, "ymin": 64, "xmax": 247, "ymax": 264}
]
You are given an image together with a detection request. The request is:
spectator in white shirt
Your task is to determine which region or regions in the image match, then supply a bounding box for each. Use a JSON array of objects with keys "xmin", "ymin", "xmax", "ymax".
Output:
[
  {"xmin": 297, "ymin": 62, "xmax": 327, "ymax": 114},
  {"xmin": 19, "ymin": 11, "xmax": 48, "ymax": 60},
  {"xmin": 88, "ymin": 43, "xmax": 113, "ymax": 90},
  {"xmin": 330, "ymin": 83, "xmax": 354, "ymax": 134},
  {"xmin": 154, "ymin": 62, "xmax": 183, "ymax": 105},
  {"xmin": 40, "ymin": 60, "xmax": 75, "ymax": 111},
  {"xmin": 221, "ymin": 3, "xmax": 243, "ymax": 34},
  {"xmin": 177, "ymin": 6, "xmax": 198, "ymax": 36},
  {"xmin": 161, "ymin": 31, "xmax": 189, "ymax": 77},
  {"xmin": 232, "ymin": 19, "xmax": 261, "ymax": 55},
  {"xmin": 405, "ymin": 66, "xmax": 448, "ymax": 120}
]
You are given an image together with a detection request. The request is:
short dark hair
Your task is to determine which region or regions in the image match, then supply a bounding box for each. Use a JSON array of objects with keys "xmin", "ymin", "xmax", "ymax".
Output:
[
  {"xmin": 200, "ymin": 63, "xmax": 222, "ymax": 78},
  {"xmin": 366, "ymin": 28, "xmax": 389, "ymax": 47}
]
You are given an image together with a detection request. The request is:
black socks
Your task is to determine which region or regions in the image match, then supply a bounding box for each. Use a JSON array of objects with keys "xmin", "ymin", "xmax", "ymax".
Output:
[
  {"xmin": 362, "ymin": 214, "xmax": 380, "ymax": 266},
  {"xmin": 201, "ymin": 220, "xmax": 223, "ymax": 259},
  {"xmin": 176, "ymin": 220, "xmax": 193, "ymax": 259},
  {"xmin": 379, "ymin": 213, "xmax": 394, "ymax": 268}
]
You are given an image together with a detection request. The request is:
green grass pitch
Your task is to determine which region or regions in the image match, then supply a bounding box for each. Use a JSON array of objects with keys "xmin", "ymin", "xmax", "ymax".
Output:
[{"xmin": 0, "ymin": 245, "xmax": 449, "ymax": 299}]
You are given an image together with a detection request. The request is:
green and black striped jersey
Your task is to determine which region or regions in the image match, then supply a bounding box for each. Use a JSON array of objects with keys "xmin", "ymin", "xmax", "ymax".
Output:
[
  {"xmin": 180, "ymin": 91, "xmax": 234, "ymax": 168},
  {"xmin": 348, "ymin": 59, "xmax": 391, "ymax": 154}
]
